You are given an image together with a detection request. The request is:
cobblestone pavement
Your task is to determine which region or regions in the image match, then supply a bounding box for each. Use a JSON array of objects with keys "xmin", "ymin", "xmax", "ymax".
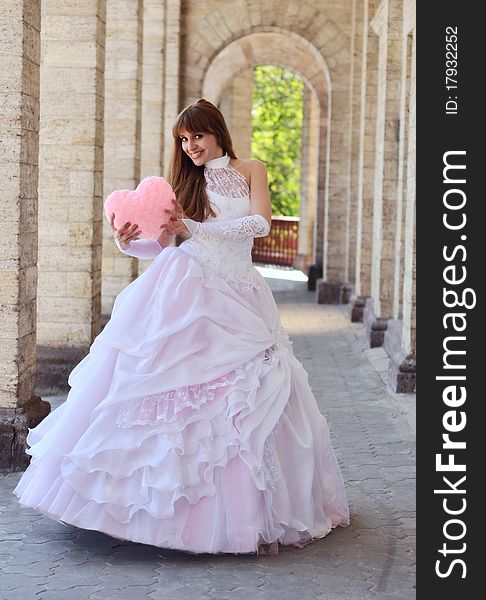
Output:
[{"xmin": 0, "ymin": 272, "xmax": 416, "ymax": 600}]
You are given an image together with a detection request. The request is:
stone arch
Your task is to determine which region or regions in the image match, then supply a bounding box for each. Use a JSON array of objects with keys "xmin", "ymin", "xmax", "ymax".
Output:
[
  {"xmin": 199, "ymin": 31, "xmax": 330, "ymax": 269},
  {"xmin": 182, "ymin": 4, "xmax": 350, "ymax": 90},
  {"xmin": 179, "ymin": 5, "xmax": 352, "ymax": 277},
  {"xmin": 201, "ymin": 31, "xmax": 331, "ymax": 102}
]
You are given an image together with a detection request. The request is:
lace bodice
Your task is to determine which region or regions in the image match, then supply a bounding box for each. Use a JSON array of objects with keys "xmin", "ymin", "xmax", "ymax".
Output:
[
  {"xmin": 179, "ymin": 153, "xmax": 267, "ymax": 292},
  {"xmin": 203, "ymin": 155, "xmax": 250, "ymax": 199}
]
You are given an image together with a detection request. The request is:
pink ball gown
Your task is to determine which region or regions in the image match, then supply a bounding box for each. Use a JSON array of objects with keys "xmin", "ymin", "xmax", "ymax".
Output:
[{"xmin": 13, "ymin": 152, "xmax": 349, "ymax": 555}]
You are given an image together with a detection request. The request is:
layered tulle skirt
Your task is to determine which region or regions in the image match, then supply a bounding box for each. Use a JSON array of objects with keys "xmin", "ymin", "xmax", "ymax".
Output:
[{"xmin": 13, "ymin": 245, "xmax": 349, "ymax": 554}]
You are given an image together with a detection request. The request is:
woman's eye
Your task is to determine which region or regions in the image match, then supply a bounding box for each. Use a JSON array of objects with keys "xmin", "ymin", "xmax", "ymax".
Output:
[{"xmin": 180, "ymin": 134, "xmax": 202, "ymax": 142}]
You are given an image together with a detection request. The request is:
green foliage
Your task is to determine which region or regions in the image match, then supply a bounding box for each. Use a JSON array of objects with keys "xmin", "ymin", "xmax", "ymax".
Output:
[{"xmin": 251, "ymin": 65, "xmax": 304, "ymax": 217}]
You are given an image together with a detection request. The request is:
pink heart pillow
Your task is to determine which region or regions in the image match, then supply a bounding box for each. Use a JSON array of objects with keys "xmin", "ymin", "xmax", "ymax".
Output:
[{"xmin": 104, "ymin": 176, "xmax": 176, "ymax": 240}]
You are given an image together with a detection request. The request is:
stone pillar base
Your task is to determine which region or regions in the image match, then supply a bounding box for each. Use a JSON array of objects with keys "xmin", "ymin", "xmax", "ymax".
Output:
[
  {"xmin": 341, "ymin": 284, "xmax": 353, "ymax": 304},
  {"xmin": 394, "ymin": 354, "xmax": 416, "ymax": 393},
  {"xmin": 316, "ymin": 280, "xmax": 352, "ymax": 305},
  {"xmin": 382, "ymin": 318, "xmax": 417, "ymax": 393},
  {"xmin": 360, "ymin": 306, "xmax": 416, "ymax": 394},
  {"xmin": 307, "ymin": 264, "xmax": 323, "ymax": 291},
  {"xmin": 35, "ymin": 345, "xmax": 89, "ymax": 395},
  {"xmin": 292, "ymin": 253, "xmax": 310, "ymax": 272},
  {"xmin": 350, "ymin": 295, "xmax": 369, "ymax": 322},
  {"xmin": 370, "ymin": 317, "xmax": 389, "ymax": 347},
  {"xmin": 0, "ymin": 395, "xmax": 51, "ymax": 471}
]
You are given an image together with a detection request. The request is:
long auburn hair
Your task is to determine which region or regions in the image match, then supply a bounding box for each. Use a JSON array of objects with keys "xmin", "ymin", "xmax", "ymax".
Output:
[{"xmin": 167, "ymin": 98, "xmax": 238, "ymax": 222}]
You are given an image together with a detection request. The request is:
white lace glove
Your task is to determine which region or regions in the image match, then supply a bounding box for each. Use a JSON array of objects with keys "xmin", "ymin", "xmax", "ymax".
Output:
[
  {"xmin": 114, "ymin": 237, "xmax": 164, "ymax": 259},
  {"xmin": 181, "ymin": 214, "xmax": 270, "ymax": 240}
]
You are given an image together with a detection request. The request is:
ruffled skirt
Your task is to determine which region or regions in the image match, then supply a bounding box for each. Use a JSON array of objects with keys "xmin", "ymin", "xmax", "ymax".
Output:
[{"xmin": 13, "ymin": 246, "xmax": 349, "ymax": 555}]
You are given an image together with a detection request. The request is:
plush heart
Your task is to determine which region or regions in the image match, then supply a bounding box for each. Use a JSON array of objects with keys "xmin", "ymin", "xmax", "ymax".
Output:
[{"xmin": 104, "ymin": 176, "xmax": 176, "ymax": 240}]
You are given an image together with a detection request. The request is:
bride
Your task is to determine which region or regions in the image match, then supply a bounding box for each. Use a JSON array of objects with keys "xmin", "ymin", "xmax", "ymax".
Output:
[{"xmin": 13, "ymin": 98, "xmax": 349, "ymax": 556}]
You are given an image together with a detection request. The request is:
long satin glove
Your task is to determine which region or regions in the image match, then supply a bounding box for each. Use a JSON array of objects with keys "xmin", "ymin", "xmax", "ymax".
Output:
[
  {"xmin": 181, "ymin": 214, "xmax": 270, "ymax": 240},
  {"xmin": 114, "ymin": 230, "xmax": 172, "ymax": 259}
]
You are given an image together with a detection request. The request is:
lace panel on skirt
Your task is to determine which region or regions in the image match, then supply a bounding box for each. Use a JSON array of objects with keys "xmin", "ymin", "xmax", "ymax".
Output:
[{"xmin": 115, "ymin": 358, "xmax": 256, "ymax": 429}]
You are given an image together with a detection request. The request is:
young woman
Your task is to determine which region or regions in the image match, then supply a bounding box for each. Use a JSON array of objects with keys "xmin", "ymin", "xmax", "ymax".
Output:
[{"xmin": 14, "ymin": 98, "xmax": 349, "ymax": 556}]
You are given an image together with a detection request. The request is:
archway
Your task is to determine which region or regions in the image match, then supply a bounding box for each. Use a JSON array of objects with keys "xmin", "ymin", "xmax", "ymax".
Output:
[{"xmin": 198, "ymin": 31, "xmax": 330, "ymax": 271}]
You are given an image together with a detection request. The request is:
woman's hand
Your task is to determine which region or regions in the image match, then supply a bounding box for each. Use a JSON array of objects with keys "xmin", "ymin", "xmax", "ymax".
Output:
[
  {"xmin": 110, "ymin": 213, "xmax": 142, "ymax": 250},
  {"xmin": 160, "ymin": 198, "xmax": 190, "ymax": 236}
]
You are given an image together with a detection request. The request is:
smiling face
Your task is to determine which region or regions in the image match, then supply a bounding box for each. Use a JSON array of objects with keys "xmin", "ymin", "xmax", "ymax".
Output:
[{"xmin": 179, "ymin": 129, "xmax": 224, "ymax": 166}]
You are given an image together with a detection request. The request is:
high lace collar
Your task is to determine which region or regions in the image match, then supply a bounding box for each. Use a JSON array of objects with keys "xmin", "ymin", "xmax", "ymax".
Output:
[{"xmin": 204, "ymin": 152, "xmax": 230, "ymax": 169}]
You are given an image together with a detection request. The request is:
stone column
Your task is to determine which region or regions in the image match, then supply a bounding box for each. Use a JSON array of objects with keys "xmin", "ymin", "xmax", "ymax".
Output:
[
  {"xmin": 218, "ymin": 93, "xmax": 232, "ymax": 133},
  {"xmin": 359, "ymin": 27, "xmax": 378, "ymax": 301},
  {"xmin": 352, "ymin": 0, "xmax": 380, "ymax": 323},
  {"xmin": 230, "ymin": 69, "xmax": 253, "ymax": 159},
  {"xmin": 36, "ymin": 0, "xmax": 106, "ymax": 393},
  {"xmin": 347, "ymin": 0, "xmax": 365, "ymax": 289},
  {"xmin": 398, "ymin": 21, "xmax": 415, "ymax": 391},
  {"xmin": 308, "ymin": 98, "xmax": 329, "ymax": 291},
  {"xmin": 0, "ymin": 0, "xmax": 50, "ymax": 470},
  {"xmin": 218, "ymin": 69, "xmax": 253, "ymax": 159},
  {"xmin": 384, "ymin": 1, "xmax": 416, "ymax": 392},
  {"xmin": 294, "ymin": 85, "xmax": 319, "ymax": 272},
  {"xmin": 402, "ymin": 29, "xmax": 416, "ymax": 354},
  {"xmin": 350, "ymin": 0, "xmax": 373, "ymax": 322},
  {"xmin": 323, "ymin": 82, "xmax": 351, "ymax": 283},
  {"xmin": 315, "ymin": 96, "xmax": 331, "ymax": 270},
  {"xmin": 136, "ymin": 0, "xmax": 169, "ymax": 277},
  {"xmin": 141, "ymin": 0, "xmax": 165, "ymax": 180},
  {"xmin": 370, "ymin": 0, "xmax": 402, "ymax": 319},
  {"xmin": 162, "ymin": 0, "xmax": 182, "ymax": 174},
  {"xmin": 102, "ymin": 0, "xmax": 144, "ymax": 316},
  {"xmin": 392, "ymin": 0, "xmax": 415, "ymax": 321}
]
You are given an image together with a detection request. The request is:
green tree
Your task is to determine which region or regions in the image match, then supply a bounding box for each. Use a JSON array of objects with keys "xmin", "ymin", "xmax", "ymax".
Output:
[{"xmin": 252, "ymin": 65, "xmax": 304, "ymax": 217}]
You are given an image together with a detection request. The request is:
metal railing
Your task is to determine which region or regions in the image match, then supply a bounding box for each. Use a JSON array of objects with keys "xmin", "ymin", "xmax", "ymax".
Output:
[{"xmin": 252, "ymin": 216, "xmax": 300, "ymax": 266}]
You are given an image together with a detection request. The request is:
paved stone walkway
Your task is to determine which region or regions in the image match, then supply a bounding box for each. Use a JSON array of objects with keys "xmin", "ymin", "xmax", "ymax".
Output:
[{"xmin": 0, "ymin": 272, "xmax": 416, "ymax": 599}]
